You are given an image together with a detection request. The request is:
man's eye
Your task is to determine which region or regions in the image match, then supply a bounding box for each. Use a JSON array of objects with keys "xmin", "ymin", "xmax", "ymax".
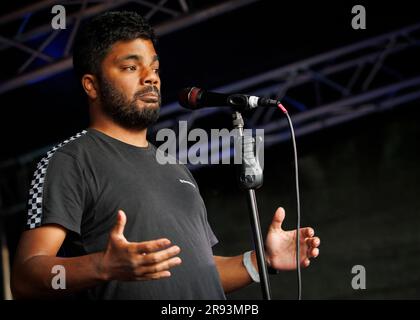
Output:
[
  {"xmin": 122, "ymin": 66, "xmax": 137, "ymax": 71},
  {"xmin": 154, "ymin": 68, "xmax": 160, "ymax": 74}
]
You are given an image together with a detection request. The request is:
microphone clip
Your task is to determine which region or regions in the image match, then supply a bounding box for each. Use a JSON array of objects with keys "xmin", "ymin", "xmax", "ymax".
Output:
[{"xmin": 232, "ymin": 112, "xmax": 263, "ymax": 190}]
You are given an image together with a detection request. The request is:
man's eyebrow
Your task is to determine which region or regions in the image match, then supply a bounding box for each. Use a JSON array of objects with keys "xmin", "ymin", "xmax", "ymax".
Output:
[
  {"xmin": 115, "ymin": 54, "xmax": 159, "ymax": 63},
  {"xmin": 115, "ymin": 54, "xmax": 142, "ymax": 63}
]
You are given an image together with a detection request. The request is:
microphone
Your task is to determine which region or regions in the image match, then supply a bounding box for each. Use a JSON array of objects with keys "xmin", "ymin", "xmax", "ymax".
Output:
[{"xmin": 178, "ymin": 87, "xmax": 279, "ymax": 110}]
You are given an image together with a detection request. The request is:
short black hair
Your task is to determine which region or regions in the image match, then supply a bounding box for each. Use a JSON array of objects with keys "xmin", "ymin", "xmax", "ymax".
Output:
[{"xmin": 72, "ymin": 11, "xmax": 156, "ymax": 81}]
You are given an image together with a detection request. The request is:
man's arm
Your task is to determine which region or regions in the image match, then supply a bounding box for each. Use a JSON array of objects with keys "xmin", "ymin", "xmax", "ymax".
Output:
[
  {"xmin": 213, "ymin": 252, "xmax": 258, "ymax": 294},
  {"xmin": 11, "ymin": 225, "xmax": 106, "ymax": 299},
  {"xmin": 12, "ymin": 210, "xmax": 182, "ymax": 299},
  {"xmin": 214, "ymin": 208, "xmax": 321, "ymax": 294}
]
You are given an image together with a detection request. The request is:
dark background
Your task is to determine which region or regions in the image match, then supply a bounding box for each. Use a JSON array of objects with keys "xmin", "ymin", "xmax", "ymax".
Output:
[{"xmin": 0, "ymin": 0, "xmax": 419, "ymax": 299}]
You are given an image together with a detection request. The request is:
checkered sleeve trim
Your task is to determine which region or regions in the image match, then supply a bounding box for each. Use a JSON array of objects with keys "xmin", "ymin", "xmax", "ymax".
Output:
[{"xmin": 26, "ymin": 130, "xmax": 87, "ymax": 230}]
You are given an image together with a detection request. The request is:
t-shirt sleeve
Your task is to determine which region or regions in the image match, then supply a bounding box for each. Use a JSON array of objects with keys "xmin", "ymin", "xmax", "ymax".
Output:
[
  {"xmin": 26, "ymin": 150, "xmax": 89, "ymax": 235},
  {"xmin": 180, "ymin": 164, "xmax": 219, "ymax": 247},
  {"xmin": 204, "ymin": 219, "xmax": 219, "ymax": 247}
]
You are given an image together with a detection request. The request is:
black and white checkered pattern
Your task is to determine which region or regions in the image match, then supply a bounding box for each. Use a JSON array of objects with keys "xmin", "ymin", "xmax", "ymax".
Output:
[{"xmin": 26, "ymin": 130, "xmax": 87, "ymax": 229}]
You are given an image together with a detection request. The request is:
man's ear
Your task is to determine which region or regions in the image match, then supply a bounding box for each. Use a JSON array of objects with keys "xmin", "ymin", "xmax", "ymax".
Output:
[{"xmin": 82, "ymin": 74, "xmax": 99, "ymax": 100}]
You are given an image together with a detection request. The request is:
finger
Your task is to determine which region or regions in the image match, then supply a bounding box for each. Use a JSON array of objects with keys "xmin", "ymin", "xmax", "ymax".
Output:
[
  {"xmin": 131, "ymin": 238, "xmax": 172, "ymax": 254},
  {"xmin": 305, "ymin": 237, "xmax": 320, "ymax": 248},
  {"xmin": 137, "ymin": 270, "xmax": 172, "ymax": 281},
  {"xmin": 270, "ymin": 207, "xmax": 285, "ymax": 231},
  {"xmin": 302, "ymin": 259, "xmax": 310, "ymax": 267},
  {"xmin": 111, "ymin": 210, "xmax": 127, "ymax": 237},
  {"xmin": 309, "ymin": 247, "xmax": 319, "ymax": 258},
  {"xmin": 137, "ymin": 256, "xmax": 182, "ymax": 275},
  {"xmin": 141, "ymin": 245, "xmax": 181, "ymax": 266},
  {"xmin": 301, "ymin": 227, "xmax": 315, "ymax": 238}
]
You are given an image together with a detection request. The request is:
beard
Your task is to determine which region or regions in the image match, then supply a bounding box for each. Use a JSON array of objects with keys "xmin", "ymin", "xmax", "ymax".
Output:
[{"xmin": 98, "ymin": 76, "xmax": 161, "ymax": 130}]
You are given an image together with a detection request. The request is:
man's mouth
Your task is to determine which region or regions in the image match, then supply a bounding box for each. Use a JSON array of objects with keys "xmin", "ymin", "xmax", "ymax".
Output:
[{"xmin": 138, "ymin": 93, "xmax": 159, "ymax": 102}]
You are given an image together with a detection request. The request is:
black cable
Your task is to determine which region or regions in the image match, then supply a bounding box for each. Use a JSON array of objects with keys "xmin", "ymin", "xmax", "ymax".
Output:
[{"xmin": 278, "ymin": 104, "xmax": 302, "ymax": 300}]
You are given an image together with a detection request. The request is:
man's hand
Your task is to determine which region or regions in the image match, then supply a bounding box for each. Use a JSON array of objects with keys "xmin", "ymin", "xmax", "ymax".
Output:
[
  {"xmin": 265, "ymin": 207, "xmax": 320, "ymax": 271},
  {"xmin": 100, "ymin": 210, "xmax": 182, "ymax": 281}
]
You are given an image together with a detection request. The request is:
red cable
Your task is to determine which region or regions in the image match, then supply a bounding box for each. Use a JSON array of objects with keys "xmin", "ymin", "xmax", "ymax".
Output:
[{"xmin": 277, "ymin": 103, "xmax": 288, "ymax": 114}]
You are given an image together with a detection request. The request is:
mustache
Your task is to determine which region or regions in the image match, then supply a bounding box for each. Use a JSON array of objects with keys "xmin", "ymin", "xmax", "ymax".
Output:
[{"xmin": 134, "ymin": 86, "xmax": 160, "ymax": 99}]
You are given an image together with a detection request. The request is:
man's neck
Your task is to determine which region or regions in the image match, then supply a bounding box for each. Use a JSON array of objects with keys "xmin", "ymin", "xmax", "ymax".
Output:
[{"xmin": 90, "ymin": 117, "xmax": 148, "ymax": 148}]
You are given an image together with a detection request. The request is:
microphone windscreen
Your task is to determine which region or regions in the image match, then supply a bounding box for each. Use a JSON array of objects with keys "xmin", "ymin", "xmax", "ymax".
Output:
[{"xmin": 178, "ymin": 87, "xmax": 202, "ymax": 109}]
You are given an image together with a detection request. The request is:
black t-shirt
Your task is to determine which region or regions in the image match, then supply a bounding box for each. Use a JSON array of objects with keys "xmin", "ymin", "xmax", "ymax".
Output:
[{"xmin": 26, "ymin": 128, "xmax": 225, "ymax": 300}]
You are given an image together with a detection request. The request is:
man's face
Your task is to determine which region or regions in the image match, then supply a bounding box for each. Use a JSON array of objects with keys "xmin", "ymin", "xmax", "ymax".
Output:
[{"xmin": 98, "ymin": 38, "xmax": 161, "ymax": 130}]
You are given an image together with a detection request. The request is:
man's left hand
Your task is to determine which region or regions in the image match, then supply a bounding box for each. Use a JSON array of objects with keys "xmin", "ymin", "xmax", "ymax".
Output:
[{"xmin": 265, "ymin": 207, "xmax": 320, "ymax": 271}]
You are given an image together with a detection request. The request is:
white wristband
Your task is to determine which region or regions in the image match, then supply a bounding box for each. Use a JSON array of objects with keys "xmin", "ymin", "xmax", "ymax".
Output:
[{"xmin": 243, "ymin": 251, "xmax": 260, "ymax": 283}]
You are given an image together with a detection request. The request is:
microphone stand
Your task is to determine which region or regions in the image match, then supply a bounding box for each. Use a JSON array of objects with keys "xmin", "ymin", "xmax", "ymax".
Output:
[{"xmin": 232, "ymin": 111, "xmax": 272, "ymax": 300}]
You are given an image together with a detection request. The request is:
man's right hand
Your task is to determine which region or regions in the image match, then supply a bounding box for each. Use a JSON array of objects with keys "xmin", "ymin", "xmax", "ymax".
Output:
[{"xmin": 99, "ymin": 210, "xmax": 182, "ymax": 281}]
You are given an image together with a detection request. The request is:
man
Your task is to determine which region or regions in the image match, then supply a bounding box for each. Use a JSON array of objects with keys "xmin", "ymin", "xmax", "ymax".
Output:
[{"xmin": 11, "ymin": 11, "xmax": 320, "ymax": 299}]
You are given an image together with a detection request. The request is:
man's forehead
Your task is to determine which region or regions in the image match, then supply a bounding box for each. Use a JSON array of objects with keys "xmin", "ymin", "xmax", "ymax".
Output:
[{"xmin": 107, "ymin": 38, "xmax": 158, "ymax": 62}]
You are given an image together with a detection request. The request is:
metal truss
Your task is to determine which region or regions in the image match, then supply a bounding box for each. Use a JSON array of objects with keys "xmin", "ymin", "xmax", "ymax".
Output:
[
  {"xmin": 152, "ymin": 21, "xmax": 420, "ymax": 164},
  {"xmin": 2, "ymin": 21, "xmax": 420, "ymax": 218},
  {"xmin": 0, "ymin": 0, "xmax": 259, "ymax": 95},
  {"xmin": 1, "ymin": 21, "xmax": 419, "ymax": 170}
]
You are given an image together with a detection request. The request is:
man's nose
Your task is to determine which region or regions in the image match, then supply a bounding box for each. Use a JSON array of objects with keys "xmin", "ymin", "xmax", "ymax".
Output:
[{"xmin": 142, "ymin": 68, "xmax": 160, "ymax": 86}]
